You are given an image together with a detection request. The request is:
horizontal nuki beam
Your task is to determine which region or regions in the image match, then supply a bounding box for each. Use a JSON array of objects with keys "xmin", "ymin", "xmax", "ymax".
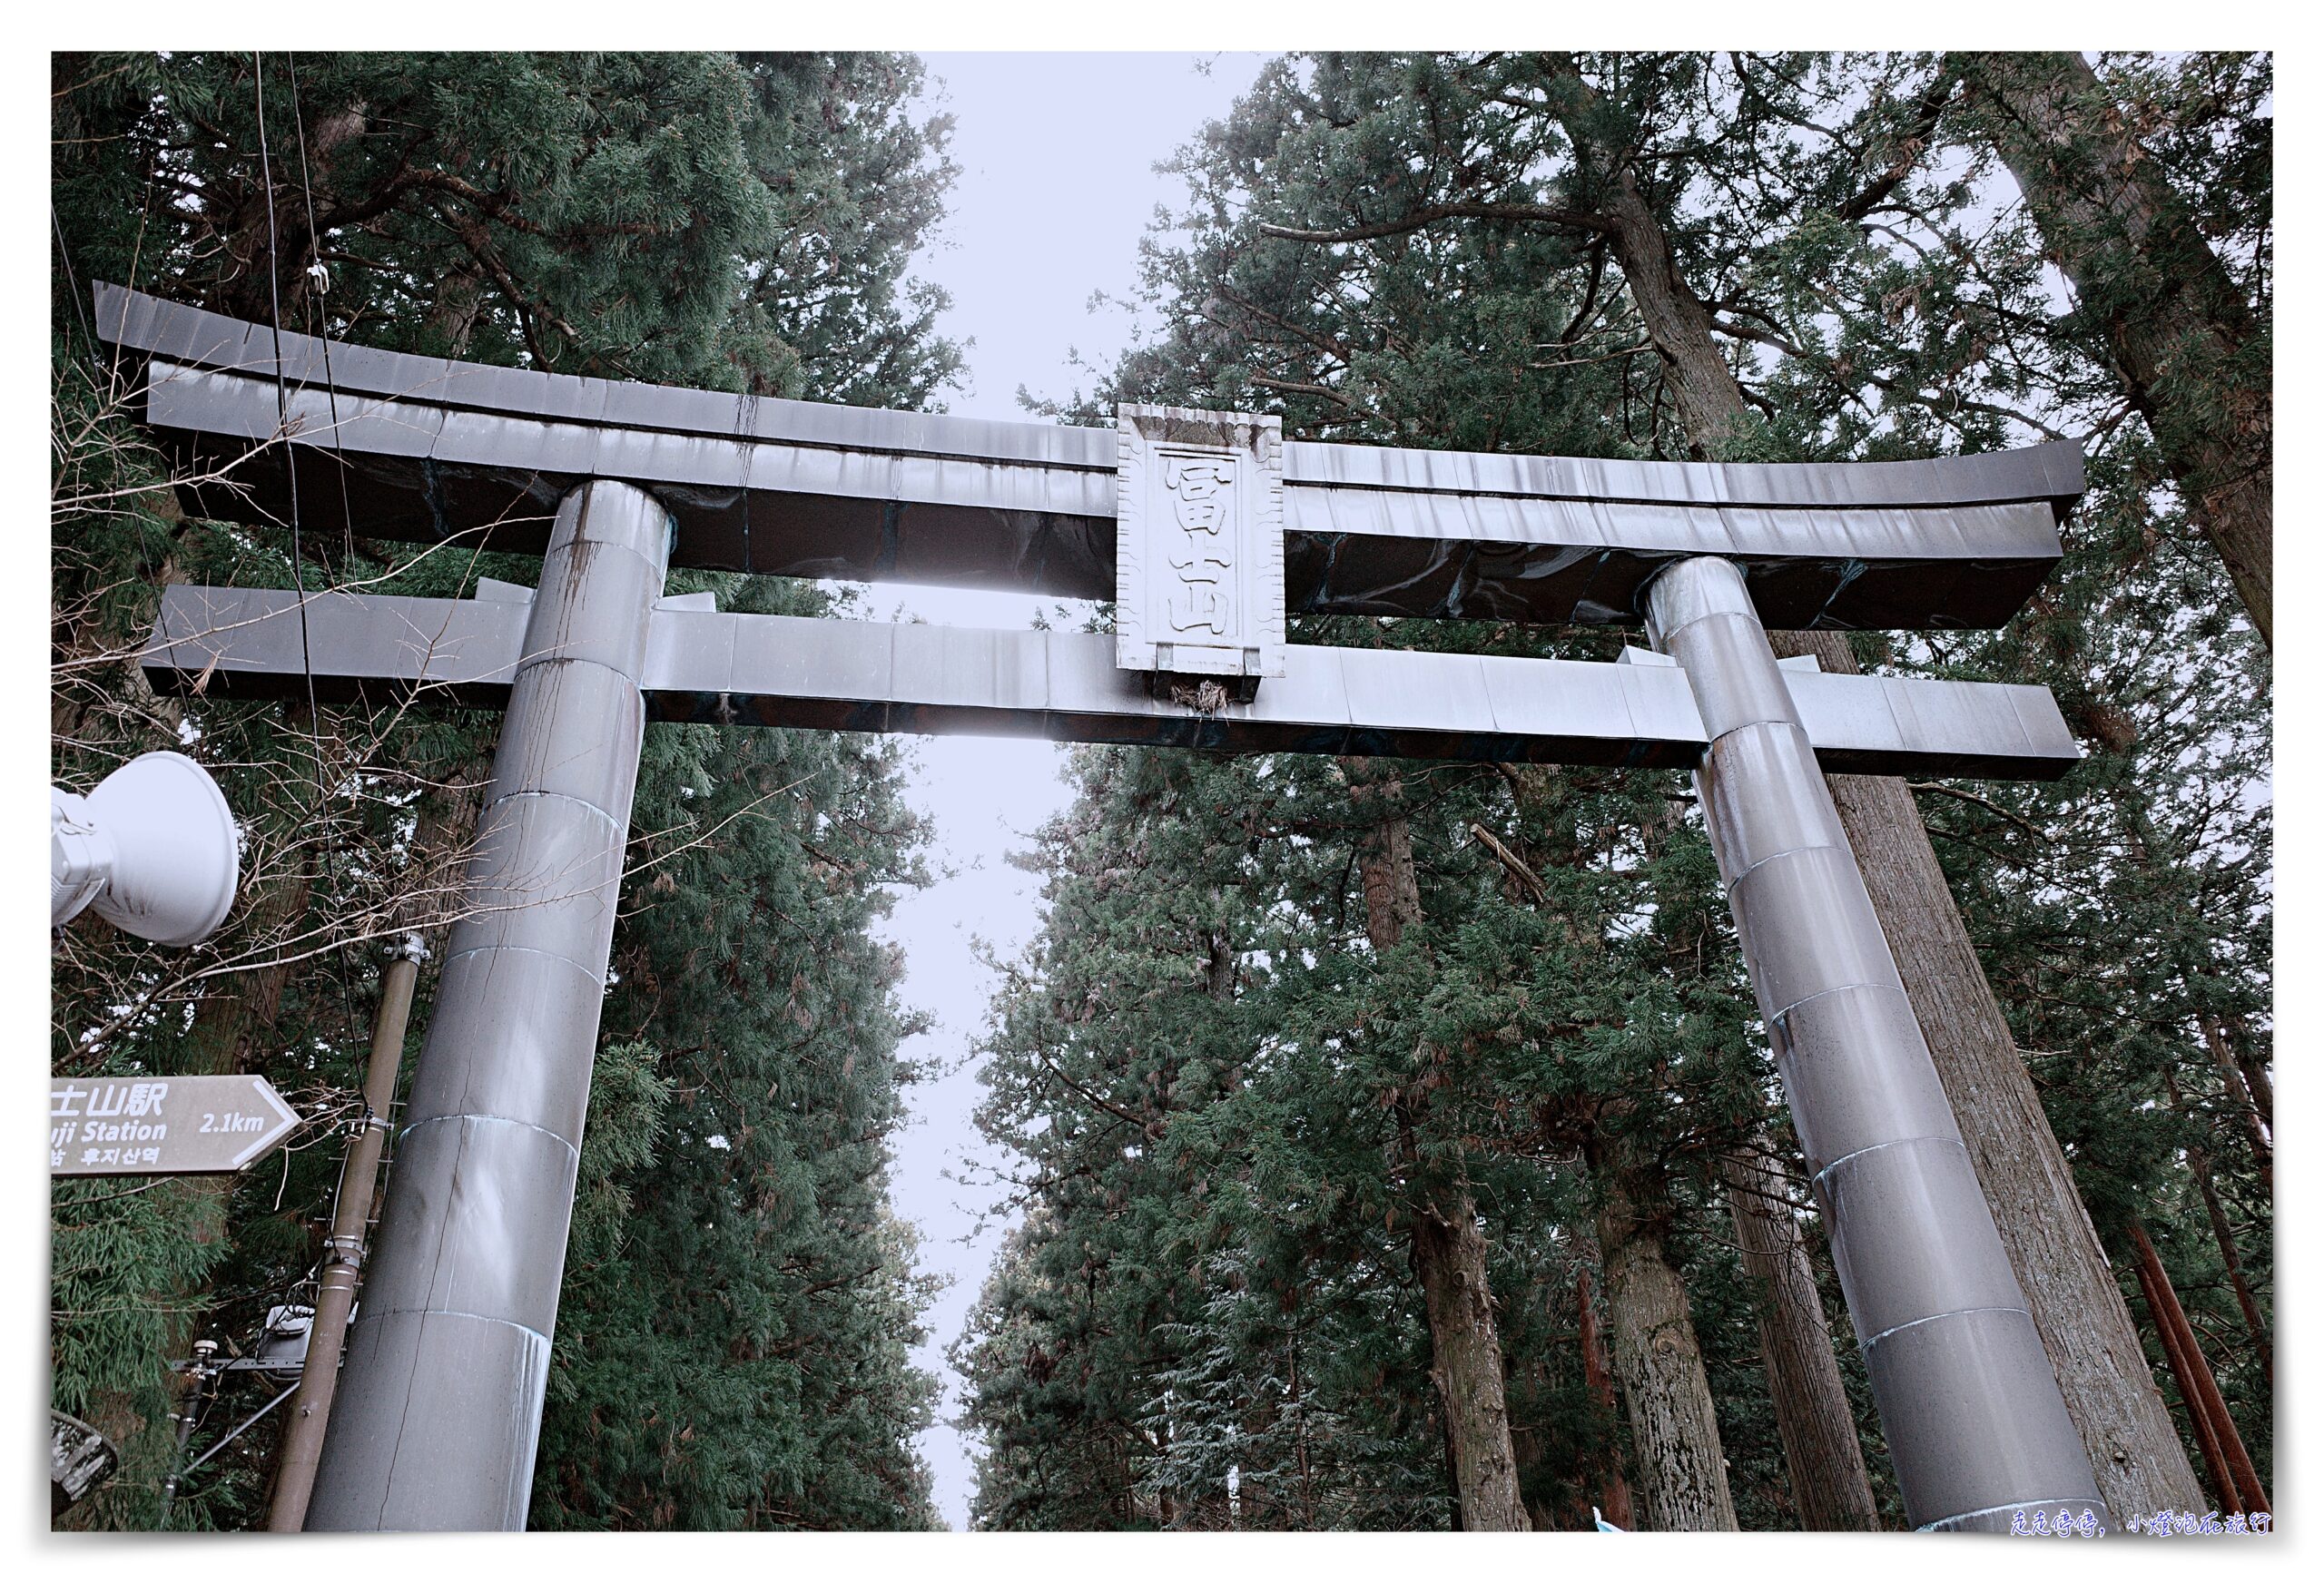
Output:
[
  {"xmin": 97, "ymin": 283, "xmax": 2077, "ymax": 632},
  {"xmin": 143, "ymin": 585, "xmax": 2082, "ymax": 781}
]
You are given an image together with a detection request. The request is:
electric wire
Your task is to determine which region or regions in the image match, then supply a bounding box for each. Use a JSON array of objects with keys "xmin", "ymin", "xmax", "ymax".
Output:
[
  {"xmin": 283, "ymin": 54, "xmax": 361, "ymax": 566},
  {"xmin": 251, "ymin": 54, "xmax": 379, "ymax": 1393},
  {"xmin": 279, "ymin": 51, "xmax": 416, "ymax": 1316},
  {"xmin": 251, "ymin": 53, "xmax": 330, "ymax": 825}
]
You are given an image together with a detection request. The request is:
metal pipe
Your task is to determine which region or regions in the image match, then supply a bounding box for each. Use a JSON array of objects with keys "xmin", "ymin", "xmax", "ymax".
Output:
[
  {"xmin": 1644, "ymin": 556, "xmax": 2107, "ymax": 1534},
  {"xmin": 305, "ymin": 481, "xmax": 671, "ymax": 1530},
  {"xmin": 266, "ymin": 938, "xmax": 425, "ymax": 1530},
  {"xmin": 157, "ymin": 1339, "xmax": 216, "ymax": 1526}
]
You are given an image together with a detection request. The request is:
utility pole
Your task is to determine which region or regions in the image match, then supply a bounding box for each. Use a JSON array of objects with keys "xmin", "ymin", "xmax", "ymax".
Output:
[{"xmin": 266, "ymin": 937, "xmax": 425, "ymax": 1530}]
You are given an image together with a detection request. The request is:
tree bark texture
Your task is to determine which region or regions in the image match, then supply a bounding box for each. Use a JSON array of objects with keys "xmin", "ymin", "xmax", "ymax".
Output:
[
  {"xmin": 1956, "ymin": 51, "xmax": 2272, "ymax": 648},
  {"xmin": 1410, "ymin": 1193, "xmax": 1532, "ymax": 1530},
  {"xmin": 1548, "ymin": 84, "xmax": 2205, "ymax": 1517},
  {"xmin": 1574, "ymin": 1267, "xmax": 1636, "ymax": 1529},
  {"xmin": 1345, "ymin": 764, "xmax": 1531, "ymax": 1531},
  {"xmin": 1587, "ymin": 1136, "xmax": 1738, "ymax": 1531},
  {"xmin": 1718, "ymin": 1137, "xmax": 1881, "ymax": 1529},
  {"xmin": 1576, "ymin": 134, "xmax": 1751, "ymax": 457}
]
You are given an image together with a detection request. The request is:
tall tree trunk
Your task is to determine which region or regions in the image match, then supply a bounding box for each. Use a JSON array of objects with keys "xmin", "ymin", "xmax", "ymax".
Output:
[
  {"xmin": 1954, "ymin": 51, "xmax": 2272, "ymax": 649},
  {"xmin": 1585, "ymin": 1134, "xmax": 1738, "ymax": 1530},
  {"xmin": 2200, "ymin": 1012, "xmax": 2273, "ymax": 1192},
  {"xmin": 1410, "ymin": 1189, "xmax": 1530, "ymax": 1529},
  {"xmin": 1549, "ymin": 76, "xmax": 2207, "ymax": 1519},
  {"xmin": 2225, "ymin": 1019, "xmax": 2274, "ymax": 1137},
  {"xmin": 2137, "ymin": 1239, "xmax": 2238, "ymax": 1516},
  {"xmin": 1807, "ymin": 750, "xmax": 2204, "ymax": 1517},
  {"xmin": 2129, "ymin": 1221, "xmax": 2270, "ymax": 1518},
  {"xmin": 1344, "ymin": 763, "xmax": 1531, "ymax": 1531},
  {"xmin": 2187, "ymin": 1152, "xmax": 2272, "ymax": 1389},
  {"xmin": 2160, "ymin": 1067, "xmax": 2271, "ymax": 1386},
  {"xmin": 1564, "ymin": 106, "xmax": 1751, "ymax": 457},
  {"xmin": 1718, "ymin": 1136, "xmax": 1882, "ymax": 1529},
  {"xmin": 1574, "ymin": 1266, "xmax": 1636, "ymax": 1529}
]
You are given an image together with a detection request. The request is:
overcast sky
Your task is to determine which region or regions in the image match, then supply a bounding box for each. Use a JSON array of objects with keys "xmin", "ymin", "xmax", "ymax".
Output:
[{"xmin": 868, "ymin": 51, "xmax": 1273, "ymax": 1530}]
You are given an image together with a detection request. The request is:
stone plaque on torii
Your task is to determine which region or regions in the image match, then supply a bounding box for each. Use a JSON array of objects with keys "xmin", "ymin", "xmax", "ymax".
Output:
[{"xmin": 95, "ymin": 282, "xmax": 2104, "ymax": 1534}]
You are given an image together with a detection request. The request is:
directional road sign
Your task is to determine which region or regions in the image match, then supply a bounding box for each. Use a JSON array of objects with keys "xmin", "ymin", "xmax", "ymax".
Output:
[{"xmin": 50, "ymin": 1073, "xmax": 300, "ymax": 1175}]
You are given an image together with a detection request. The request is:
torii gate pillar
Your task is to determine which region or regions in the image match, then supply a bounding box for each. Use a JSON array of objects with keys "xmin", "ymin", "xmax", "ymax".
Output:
[
  {"xmin": 1648, "ymin": 557, "xmax": 2105, "ymax": 1532},
  {"xmin": 306, "ymin": 481, "xmax": 671, "ymax": 1530}
]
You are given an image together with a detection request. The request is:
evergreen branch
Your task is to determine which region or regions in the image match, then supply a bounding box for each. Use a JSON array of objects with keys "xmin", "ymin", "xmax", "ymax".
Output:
[
  {"xmin": 1834, "ymin": 66, "xmax": 1965, "ymax": 224},
  {"xmin": 1705, "ymin": 311, "xmax": 2070, "ymax": 440},
  {"xmin": 1906, "ymin": 781, "xmax": 2056, "ymax": 844},
  {"xmin": 622, "ymin": 774, "xmax": 814, "ymax": 881},
  {"xmin": 1028, "ymin": 1043, "xmax": 1162, "ymax": 1141},
  {"xmin": 1258, "ymin": 202, "xmax": 1610, "ymax": 247}
]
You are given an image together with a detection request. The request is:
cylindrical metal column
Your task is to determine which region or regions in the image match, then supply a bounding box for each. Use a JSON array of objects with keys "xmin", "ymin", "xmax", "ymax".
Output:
[
  {"xmin": 1645, "ymin": 556, "xmax": 2106, "ymax": 1535},
  {"xmin": 306, "ymin": 481, "xmax": 671, "ymax": 1530}
]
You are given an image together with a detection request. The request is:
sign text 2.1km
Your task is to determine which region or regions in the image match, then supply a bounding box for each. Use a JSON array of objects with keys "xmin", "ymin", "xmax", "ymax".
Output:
[{"xmin": 50, "ymin": 1074, "xmax": 300, "ymax": 1175}]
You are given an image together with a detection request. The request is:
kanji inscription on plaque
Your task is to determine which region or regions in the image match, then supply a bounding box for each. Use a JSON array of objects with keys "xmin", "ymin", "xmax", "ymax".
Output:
[{"xmin": 1114, "ymin": 403, "xmax": 1285, "ymax": 695}]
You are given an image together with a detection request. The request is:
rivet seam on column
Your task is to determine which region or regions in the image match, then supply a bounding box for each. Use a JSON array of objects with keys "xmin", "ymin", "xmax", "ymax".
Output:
[
  {"xmin": 1860, "ymin": 1303, "xmax": 2031, "ymax": 1352},
  {"xmin": 1654, "ymin": 611, "xmax": 1744, "ymax": 656},
  {"xmin": 1769, "ymin": 977, "xmax": 1909, "ymax": 1025},
  {"xmin": 441, "ymin": 942, "xmax": 621, "ymax": 984},
  {"xmin": 507, "ymin": 651, "xmax": 655, "ymax": 686},
  {"xmin": 394, "ymin": 1110, "xmax": 585, "ymax": 1161},
  {"xmin": 1719, "ymin": 831, "xmax": 1856, "ymax": 892},
  {"xmin": 538, "ymin": 539, "xmax": 667, "ymax": 593},
  {"xmin": 1700, "ymin": 717, "xmax": 1813, "ymax": 753},
  {"xmin": 354, "ymin": 1305, "xmax": 553, "ymax": 1345},
  {"xmin": 476, "ymin": 787, "xmax": 630, "ymax": 832},
  {"xmin": 509, "ymin": 648, "xmax": 655, "ymax": 688},
  {"xmin": 1812, "ymin": 1131, "xmax": 1965, "ymax": 1184}
]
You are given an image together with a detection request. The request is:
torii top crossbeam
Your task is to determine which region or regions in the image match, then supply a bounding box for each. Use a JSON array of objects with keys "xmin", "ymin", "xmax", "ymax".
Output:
[
  {"xmin": 88, "ymin": 282, "xmax": 2108, "ymax": 1538},
  {"xmin": 98, "ymin": 282, "xmax": 2080, "ymax": 781},
  {"xmin": 96, "ymin": 281, "xmax": 2078, "ymax": 632}
]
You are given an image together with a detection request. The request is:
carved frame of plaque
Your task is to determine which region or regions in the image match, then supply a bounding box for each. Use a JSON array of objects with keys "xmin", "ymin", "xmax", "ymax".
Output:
[{"xmin": 1114, "ymin": 403, "xmax": 1286, "ymax": 702}]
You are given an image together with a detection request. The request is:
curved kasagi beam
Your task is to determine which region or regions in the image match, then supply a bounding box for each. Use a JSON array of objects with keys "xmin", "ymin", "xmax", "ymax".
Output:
[{"xmin": 94, "ymin": 282, "xmax": 2074, "ymax": 631}]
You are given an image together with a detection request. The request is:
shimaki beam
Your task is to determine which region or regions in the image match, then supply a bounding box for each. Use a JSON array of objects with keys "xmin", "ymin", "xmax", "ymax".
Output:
[{"xmin": 98, "ymin": 283, "xmax": 2107, "ymax": 1535}]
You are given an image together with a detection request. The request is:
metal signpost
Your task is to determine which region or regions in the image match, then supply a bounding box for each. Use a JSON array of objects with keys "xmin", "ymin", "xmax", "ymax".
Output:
[
  {"xmin": 51, "ymin": 1073, "xmax": 300, "ymax": 1177},
  {"xmin": 96, "ymin": 282, "xmax": 2109, "ymax": 1533}
]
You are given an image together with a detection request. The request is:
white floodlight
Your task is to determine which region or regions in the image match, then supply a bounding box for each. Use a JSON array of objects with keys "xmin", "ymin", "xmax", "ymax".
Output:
[{"xmin": 51, "ymin": 752, "xmax": 241, "ymax": 947}]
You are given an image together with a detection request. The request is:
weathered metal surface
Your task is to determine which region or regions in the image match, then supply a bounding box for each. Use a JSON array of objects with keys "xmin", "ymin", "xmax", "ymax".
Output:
[
  {"xmin": 304, "ymin": 482, "xmax": 672, "ymax": 1533},
  {"xmin": 48, "ymin": 1072, "xmax": 300, "ymax": 1175},
  {"xmin": 1114, "ymin": 404, "xmax": 1286, "ymax": 691},
  {"xmin": 95, "ymin": 283, "xmax": 2075, "ymax": 631},
  {"xmin": 142, "ymin": 583, "xmax": 2082, "ymax": 781},
  {"xmin": 1647, "ymin": 556, "xmax": 2104, "ymax": 1534}
]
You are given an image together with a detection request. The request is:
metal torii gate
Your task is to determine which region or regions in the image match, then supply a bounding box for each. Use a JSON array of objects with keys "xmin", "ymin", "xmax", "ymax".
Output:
[{"xmin": 96, "ymin": 283, "xmax": 2105, "ymax": 1534}]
